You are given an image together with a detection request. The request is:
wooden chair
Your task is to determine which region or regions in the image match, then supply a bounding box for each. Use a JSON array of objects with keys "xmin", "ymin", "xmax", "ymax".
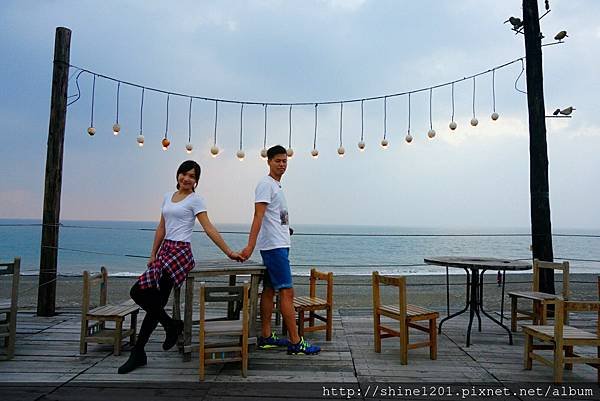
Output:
[
  {"xmin": 283, "ymin": 268, "xmax": 333, "ymax": 341},
  {"xmin": 79, "ymin": 267, "xmax": 139, "ymax": 355},
  {"xmin": 199, "ymin": 282, "xmax": 250, "ymax": 381},
  {"xmin": 0, "ymin": 257, "xmax": 20, "ymax": 360},
  {"xmin": 508, "ymin": 259, "xmax": 569, "ymax": 332},
  {"xmin": 372, "ymin": 271, "xmax": 439, "ymax": 365},
  {"xmin": 523, "ymin": 296, "xmax": 600, "ymax": 383}
]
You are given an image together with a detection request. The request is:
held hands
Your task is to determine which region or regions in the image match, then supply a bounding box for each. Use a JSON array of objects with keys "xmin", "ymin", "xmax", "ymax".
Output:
[
  {"xmin": 147, "ymin": 255, "xmax": 156, "ymax": 267},
  {"xmin": 228, "ymin": 250, "xmax": 246, "ymax": 263}
]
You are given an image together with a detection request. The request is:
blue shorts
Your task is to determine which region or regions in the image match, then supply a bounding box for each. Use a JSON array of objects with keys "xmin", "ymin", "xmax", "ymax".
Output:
[{"xmin": 260, "ymin": 248, "xmax": 293, "ymax": 290}]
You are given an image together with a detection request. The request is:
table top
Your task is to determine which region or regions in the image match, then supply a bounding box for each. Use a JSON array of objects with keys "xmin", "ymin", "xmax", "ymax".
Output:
[
  {"xmin": 188, "ymin": 259, "xmax": 265, "ymax": 277},
  {"xmin": 424, "ymin": 256, "xmax": 531, "ymax": 271}
]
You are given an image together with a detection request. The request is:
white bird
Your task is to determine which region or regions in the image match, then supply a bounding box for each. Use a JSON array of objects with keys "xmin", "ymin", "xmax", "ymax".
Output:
[
  {"xmin": 559, "ymin": 107, "xmax": 575, "ymax": 115},
  {"xmin": 504, "ymin": 17, "xmax": 523, "ymax": 29},
  {"xmin": 554, "ymin": 30, "xmax": 568, "ymax": 41}
]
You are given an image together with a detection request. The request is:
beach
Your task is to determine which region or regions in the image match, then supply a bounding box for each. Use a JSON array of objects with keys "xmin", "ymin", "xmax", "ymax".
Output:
[{"xmin": 5, "ymin": 273, "xmax": 598, "ymax": 311}]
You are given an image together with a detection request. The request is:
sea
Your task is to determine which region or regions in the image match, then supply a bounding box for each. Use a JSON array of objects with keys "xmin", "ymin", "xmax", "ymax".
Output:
[{"xmin": 1, "ymin": 219, "xmax": 599, "ymax": 277}]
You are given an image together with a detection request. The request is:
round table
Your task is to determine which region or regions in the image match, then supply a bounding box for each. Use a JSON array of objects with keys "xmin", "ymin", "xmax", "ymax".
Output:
[{"xmin": 424, "ymin": 256, "xmax": 531, "ymax": 347}]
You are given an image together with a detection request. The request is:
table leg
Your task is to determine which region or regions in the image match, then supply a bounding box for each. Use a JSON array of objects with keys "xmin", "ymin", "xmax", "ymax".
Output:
[
  {"xmin": 249, "ymin": 273, "xmax": 260, "ymax": 338},
  {"xmin": 228, "ymin": 274, "xmax": 237, "ymax": 319},
  {"xmin": 173, "ymin": 286, "xmax": 182, "ymax": 352},
  {"xmin": 500, "ymin": 269, "xmax": 506, "ymax": 324},
  {"xmin": 445, "ymin": 267, "xmax": 450, "ymax": 317},
  {"xmin": 438, "ymin": 267, "xmax": 471, "ymax": 334},
  {"xmin": 479, "ymin": 269, "xmax": 514, "ymax": 345},
  {"xmin": 183, "ymin": 276, "xmax": 194, "ymax": 362},
  {"xmin": 466, "ymin": 268, "xmax": 479, "ymax": 347}
]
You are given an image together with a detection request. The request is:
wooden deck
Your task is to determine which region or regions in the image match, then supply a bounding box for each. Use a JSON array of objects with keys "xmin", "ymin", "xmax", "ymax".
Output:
[{"xmin": 1, "ymin": 307, "xmax": 598, "ymax": 400}]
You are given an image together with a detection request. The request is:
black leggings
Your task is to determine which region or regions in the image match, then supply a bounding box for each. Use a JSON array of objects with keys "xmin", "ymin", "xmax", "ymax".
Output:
[{"xmin": 130, "ymin": 275, "xmax": 175, "ymax": 349}]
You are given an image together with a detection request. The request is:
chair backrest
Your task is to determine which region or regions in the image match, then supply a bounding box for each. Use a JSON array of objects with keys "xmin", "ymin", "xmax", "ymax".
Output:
[
  {"xmin": 199, "ymin": 282, "xmax": 249, "ymax": 326},
  {"xmin": 553, "ymin": 299, "xmax": 600, "ymax": 342},
  {"xmin": 372, "ymin": 271, "xmax": 407, "ymax": 319},
  {"xmin": 82, "ymin": 266, "xmax": 108, "ymax": 315},
  {"xmin": 309, "ymin": 268, "xmax": 333, "ymax": 305},
  {"xmin": 0, "ymin": 257, "xmax": 20, "ymax": 309},
  {"xmin": 532, "ymin": 259, "xmax": 569, "ymax": 298}
]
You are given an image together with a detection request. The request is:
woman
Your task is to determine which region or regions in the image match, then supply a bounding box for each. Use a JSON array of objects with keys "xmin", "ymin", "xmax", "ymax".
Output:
[{"xmin": 119, "ymin": 160, "xmax": 243, "ymax": 374}]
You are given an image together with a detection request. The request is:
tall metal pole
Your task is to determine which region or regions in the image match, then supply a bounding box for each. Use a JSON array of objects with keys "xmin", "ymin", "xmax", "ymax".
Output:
[
  {"xmin": 523, "ymin": 0, "xmax": 554, "ymax": 294},
  {"xmin": 38, "ymin": 27, "xmax": 71, "ymax": 316}
]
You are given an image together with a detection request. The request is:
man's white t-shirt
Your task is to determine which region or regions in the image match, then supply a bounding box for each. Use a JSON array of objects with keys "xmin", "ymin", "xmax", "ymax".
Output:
[
  {"xmin": 255, "ymin": 175, "xmax": 291, "ymax": 251},
  {"xmin": 161, "ymin": 191, "xmax": 206, "ymax": 242}
]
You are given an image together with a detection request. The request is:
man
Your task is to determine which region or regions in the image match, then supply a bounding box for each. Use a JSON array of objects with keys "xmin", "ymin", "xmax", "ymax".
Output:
[{"xmin": 241, "ymin": 145, "xmax": 320, "ymax": 355}]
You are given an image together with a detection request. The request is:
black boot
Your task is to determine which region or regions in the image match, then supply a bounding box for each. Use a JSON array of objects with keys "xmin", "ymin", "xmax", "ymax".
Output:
[
  {"xmin": 162, "ymin": 319, "xmax": 184, "ymax": 351},
  {"xmin": 118, "ymin": 347, "xmax": 147, "ymax": 374}
]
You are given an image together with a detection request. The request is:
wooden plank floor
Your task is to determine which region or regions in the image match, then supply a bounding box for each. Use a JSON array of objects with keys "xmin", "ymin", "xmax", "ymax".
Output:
[{"xmin": 1, "ymin": 307, "xmax": 598, "ymax": 400}]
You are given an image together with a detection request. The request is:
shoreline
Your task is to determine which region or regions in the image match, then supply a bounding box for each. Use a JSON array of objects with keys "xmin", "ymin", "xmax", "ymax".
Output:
[{"xmin": 4, "ymin": 273, "xmax": 598, "ymax": 310}]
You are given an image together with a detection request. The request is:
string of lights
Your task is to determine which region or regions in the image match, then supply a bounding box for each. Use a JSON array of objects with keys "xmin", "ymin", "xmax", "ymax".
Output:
[{"xmin": 67, "ymin": 56, "xmax": 531, "ymax": 157}]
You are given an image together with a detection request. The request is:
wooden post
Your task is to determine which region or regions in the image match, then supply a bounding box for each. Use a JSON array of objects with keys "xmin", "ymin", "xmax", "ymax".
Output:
[
  {"xmin": 38, "ymin": 27, "xmax": 71, "ymax": 316},
  {"xmin": 522, "ymin": 0, "xmax": 554, "ymax": 295}
]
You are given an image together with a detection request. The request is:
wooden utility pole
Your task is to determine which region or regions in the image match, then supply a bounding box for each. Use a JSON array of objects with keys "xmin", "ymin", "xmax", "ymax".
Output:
[
  {"xmin": 38, "ymin": 27, "xmax": 71, "ymax": 316},
  {"xmin": 523, "ymin": 0, "xmax": 554, "ymax": 294}
]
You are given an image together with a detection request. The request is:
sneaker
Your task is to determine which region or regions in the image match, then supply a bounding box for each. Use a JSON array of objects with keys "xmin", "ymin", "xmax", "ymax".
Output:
[
  {"xmin": 257, "ymin": 332, "xmax": 289, "ymax": 349},
  {"xmin": 287, "ymin": 337, "xmax": 320, "ymax": 355},
  {"xmin": 163, "ymin": 319, "xmax": 183, "ymax": 351}
]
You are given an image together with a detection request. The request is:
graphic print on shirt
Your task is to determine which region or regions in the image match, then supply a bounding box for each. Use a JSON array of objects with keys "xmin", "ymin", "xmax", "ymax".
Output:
[{"xmin": 276, "ymin": 191, "xmax": 289, "ymax": 226}]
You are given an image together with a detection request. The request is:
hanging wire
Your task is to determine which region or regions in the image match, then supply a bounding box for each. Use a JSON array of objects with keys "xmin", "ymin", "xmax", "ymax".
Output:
[
  {"xmin": 451, "ymin": 82, "xmax": 455, "ymax": 122},
  {"xmin": 115, "ymin": 82, "xmax": 120, "ymax": 124},
  {"xmin": 67, "ymin": 69, "xmax": 85, "ymax": 106},
  {"xmin": 90, "ymin": 74, "xmax": 96, "ymax": 127},
  {"xmin": 360, "ymin": 100, "xmax": 365, "ymax": 141},
  {"xmin": 492, "ymin": 69, "xmax": 496, "ymax": 113},
  {"xmin": 188, "ymin": 97, "xmax": 192, "ymax": 143},
  {"xmin": 407, "ymin": 93, "xmax": 411, "ymax": 134},
  {"xmin": 263, "ymin": 104, "xmax": 268, "ymax": 149},
  {"xmin": 339, "ymin": 103, "xmax": 344, "ymax": 147},
  {"xmin": 288, "ymin": 105, "xmax": 293, "ymax": 148},
  {"xmin": 514, "ymin": 58, "xmax": 527, "ymax": 94},
  {"xmin": 383, "ymin": 97, "xmax": 387, "ymax": 140},
  {"xmin": 213, "ymin": 101, "xmax": 218, "ymax": 145},
  {"xmin": 65, "ymin": 56, "xmax": 524, "ymax": 106},
  {"xmin": 139, "ymin": 87, "xmax": 145, "ymax": 134},
  {"xmin": 429, "ymin": 88, "xmax": 433, "ymax": 130},
  {"xmin": 164, "ymin": 93, "xmax": 170, "ymax": 139},
  {"xmin": 239, "ymin": 103, "xmax": 244, "ymax": 150},
  {"xmin": 472, "ymin": 77, "xmax": 476, "ymax": 118},
  {"xmin": 313, "ymin": 104, "xmax": 318, "ymax": 149}
]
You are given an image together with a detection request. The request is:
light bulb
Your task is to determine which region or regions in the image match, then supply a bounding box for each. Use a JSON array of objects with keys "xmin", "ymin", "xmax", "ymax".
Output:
[
  {"xmin": 185, "ymin": 143, "xmax": 193, "ymax": 154},
  {"xmin": 311, "ymin": 148, "xmax": 319, "ymax": 159},
  {"xmin": 286, "ymin": 147, "xmax": 294, "ymax": 158},
  {"xmin": 237, "ymin": 150, "xmax": 245, "ymax": 161},
  {"xmin": 380, "ymin": 139, "xmax": 389, "ymax": 149},
  {"xmin": 112, "ymin": 123, "xmax": 120, "ymax": 136},
  {"xmin": 427, "ymin": 129, "xmax": 436, "ymax": 139},
  {"xmin": 161, "ymin": 138, "xmax": 170, "ymax": 151},
  {"xmin": 136, "ymin": 134, "xmax": 145, "ymax": 147},
  {"xmin": 260, "ymin": 148, "xmax": 268, "ymax": 160},
  {"xmin": 491, "ymin": 112, "xmax": 499, "ymax": 121},
  {"xmin": 210, "ymin": 145, "xmax": 220, "ymax": 157},
  {"xmin": 358, "ymin": 141, "xmax": 365, "ymax": 151},
  {"xmin": 87, "ymin": 127, "xmax": 96, "ymax": 136},
  {"xmin": 337, "ymin": 146, "xmax": 345, "ymax": 157},
  {"xmin": 470, "ymin": 118, "xmax": 479, "ymax": 127},
  {"xmin": 449, "ymin": 121, "xmax": 457, "ymax": 130},
  {"xmin": 405, "ymin": 133, "xmax": 413, "ymax": 143}
]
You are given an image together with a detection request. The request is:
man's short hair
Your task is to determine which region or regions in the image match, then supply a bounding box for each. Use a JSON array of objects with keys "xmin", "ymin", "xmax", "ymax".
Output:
[{"xmin": 267, "ymin": 145, "xmax": 287, "ymax": 160}]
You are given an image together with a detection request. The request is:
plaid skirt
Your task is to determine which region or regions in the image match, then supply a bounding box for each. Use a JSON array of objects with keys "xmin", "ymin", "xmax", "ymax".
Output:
[{"xmin": 137, "ymin": 239, "xmax": 195, "ymax": 290}]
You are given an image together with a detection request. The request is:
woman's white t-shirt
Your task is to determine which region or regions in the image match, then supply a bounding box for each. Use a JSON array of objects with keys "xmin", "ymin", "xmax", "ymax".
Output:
[
  {"xmin": 161, "ymin": 191, "xmax": 206, "ymax": 242},
  {"xmin": 255, "ymin": 175, "xmax": 291, "ymax": 251}
]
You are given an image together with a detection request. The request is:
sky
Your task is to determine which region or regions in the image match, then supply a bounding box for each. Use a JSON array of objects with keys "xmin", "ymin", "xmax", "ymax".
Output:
[{"xmin": 1, "ymin": 0, "xmax": 599, "ymax": 230}]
